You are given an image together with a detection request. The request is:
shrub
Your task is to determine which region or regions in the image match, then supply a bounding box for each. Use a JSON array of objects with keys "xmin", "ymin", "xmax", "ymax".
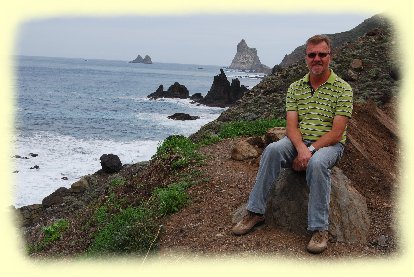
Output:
[{"xmin": 153, "ymin": 182, "xmax": 190, "ymax": 216}]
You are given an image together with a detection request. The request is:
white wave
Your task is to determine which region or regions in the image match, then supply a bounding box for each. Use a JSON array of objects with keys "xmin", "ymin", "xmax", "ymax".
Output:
[{"xmin": 11, "ymin": 132, "xmax": 159, "ymax": 207}]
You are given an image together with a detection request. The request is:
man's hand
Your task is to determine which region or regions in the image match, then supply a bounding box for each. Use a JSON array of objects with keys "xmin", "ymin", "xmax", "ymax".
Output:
[{"xmin": 292, "ymin": 144, "xmax": 312, "ymax": 171}]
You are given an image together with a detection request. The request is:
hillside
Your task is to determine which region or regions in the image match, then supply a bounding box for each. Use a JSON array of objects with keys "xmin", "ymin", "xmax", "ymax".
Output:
[{"xmin": 16, "ymin": 14, "xmax": 401, "ymax": 259}]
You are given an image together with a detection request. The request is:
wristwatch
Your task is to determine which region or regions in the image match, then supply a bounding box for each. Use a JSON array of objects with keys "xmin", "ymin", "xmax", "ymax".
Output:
[{"xmin": 308, "ymin": 145, "xmax": 317, "ymax": 155}]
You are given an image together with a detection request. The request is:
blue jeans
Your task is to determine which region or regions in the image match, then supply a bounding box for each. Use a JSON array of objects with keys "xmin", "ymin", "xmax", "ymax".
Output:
[{"xmin": 247, "ymin": 136, "xmax": 344, "ymax": 231}]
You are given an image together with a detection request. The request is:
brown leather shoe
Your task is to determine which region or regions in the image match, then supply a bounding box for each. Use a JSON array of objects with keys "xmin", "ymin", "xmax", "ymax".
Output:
[
  {"xmin": 306, "ymin": 230, "xmax": 329, "ymax": 254},
  {"xmin": 232, "ymin": 212, "xmax": 265, "ymax": 236}
]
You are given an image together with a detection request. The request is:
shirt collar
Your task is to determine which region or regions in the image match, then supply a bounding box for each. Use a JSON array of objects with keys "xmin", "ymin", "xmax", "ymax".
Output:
[{"xmin": 303, "ymin": 69, "xmax": 336, "ymax": 85}]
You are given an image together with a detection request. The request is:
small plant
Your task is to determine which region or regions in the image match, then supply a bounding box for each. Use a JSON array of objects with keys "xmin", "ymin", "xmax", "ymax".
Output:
[
  {"xmin": 28, "ymin": 218, "xmax": 70, "ymax": 254},
  {"xmin": 153, "ymin": 182, "xmax": 190, "ymax": 216},
  {"xmin": 153, "ymin": 135, "xmax": 202, "ymax": 170},
  {"xmin": 42, "ymin": 219, "xmax": 69, "ymax": 245},
  {"xmin": 110, "ymin": 176, "xmax": 125, "ymax": 188}
]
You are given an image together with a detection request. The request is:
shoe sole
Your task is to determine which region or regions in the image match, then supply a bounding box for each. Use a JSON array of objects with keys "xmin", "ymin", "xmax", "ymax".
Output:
[{"xmin": 232, "ymin": 220, "xmax": 265, "ymax": 236}]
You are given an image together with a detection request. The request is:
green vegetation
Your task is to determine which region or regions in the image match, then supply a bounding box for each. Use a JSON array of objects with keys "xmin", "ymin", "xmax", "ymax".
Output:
[
  {"xmin": 153, "ymin": 135, "xmax": 203, "ymax": 170},
  {"xmin": 153, "ymin": 181, "xmax": 190, "ymax": 216},
  {"xmin": 199, "ymin": 118, "xmax": 286, "ymax": 145},
  {"xmin": 218, "ymin": 118, "xmax": 286, "ymax": 138},
  {"xmin": 28, "ymin": 219, "xmax": 70, "ymax": 254},
  {"xmin": 87, "ymin": 206, "xmax": 158, "ymax": 255}
]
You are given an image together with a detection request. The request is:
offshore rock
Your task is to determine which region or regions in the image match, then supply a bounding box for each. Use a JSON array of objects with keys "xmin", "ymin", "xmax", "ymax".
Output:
[
  {"xmin": 229, "ymin": 39, "xmax": 270, "ymax": 74},
  {"xmin": 129, "ymin": 54, "xmax": 152, "ymax": 64},
  {"xmin": 233, "ymin": 167, "xmax": 370, "ymax": 243},
  {"xmin": 198, "ymin": 69, "xmax": 248, "ymax": 107},
  {"xmin": 147, "ymin": 82, "xmax": 190, "ymax": 99},
  {"xmin": 168, "ymin": 113, "xmax": 200, "ymax": 121}
]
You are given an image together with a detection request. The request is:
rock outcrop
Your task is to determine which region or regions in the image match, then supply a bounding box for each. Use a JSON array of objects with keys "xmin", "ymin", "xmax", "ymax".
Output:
[
  {"xmin": 147, "ymin": 82, "xmax": 190, "ymax": 99},
  {"xmin": 229, "ymin": 39, "xmax": 270, "ymax": 74},
  {"xmin": 197, "ymin": 69, "xmax": 248, "ymax": 107},
  {"xmin": 129, "ymin": 54, "xmax": 152, "ymax": 64}
]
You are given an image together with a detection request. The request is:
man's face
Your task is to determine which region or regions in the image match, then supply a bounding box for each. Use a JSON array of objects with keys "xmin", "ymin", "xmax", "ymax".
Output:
[{"xmin": 305, "ymin": 41, "xmax": 331, "ymax": 77}]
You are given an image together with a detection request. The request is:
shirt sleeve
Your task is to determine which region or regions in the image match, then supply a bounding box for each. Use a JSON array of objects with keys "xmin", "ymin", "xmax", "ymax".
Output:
[
  {"xmin": 285, "ymin": 83, "xmax": 298, "ymax": 112},
  {"xmin": 335, "ymin": 83, "xmax": 353, "ymax": 118}
]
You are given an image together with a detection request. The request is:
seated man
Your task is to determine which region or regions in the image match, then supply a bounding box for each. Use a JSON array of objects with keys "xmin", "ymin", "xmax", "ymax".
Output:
[{"xmin": 231, "ymin": 34, "xmax": 353, "ymax": 254}]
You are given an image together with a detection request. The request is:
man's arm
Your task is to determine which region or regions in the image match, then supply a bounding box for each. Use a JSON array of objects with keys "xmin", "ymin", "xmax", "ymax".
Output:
[
  {"xmin": 287, "ymin": 112, "xmax": 349, "ymax": 171},
  {"xmin": 286, "ymin": 111, "xmax": 312, "ymax": 171},
  {"xmin": 309, "ymin": 115, "xmax": 349, "ymax": 150}
]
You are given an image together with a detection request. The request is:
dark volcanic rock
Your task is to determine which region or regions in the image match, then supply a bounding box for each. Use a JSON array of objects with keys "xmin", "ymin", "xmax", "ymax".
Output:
[
  {"xmin": 148, "ymin": 82, "xmax": 190, "ymax": 99},
  {"xmin": 190, "ymin": 93, "xmax": 204, "ymax": 102},
  {"xmin": 100, "ymin": 154, "xmax": 122, "ymax": 173},
  {"xmin": 42, "ymin": 187, "xmax": 70, "ymax": 208},
  {"xmin": 168, "ymin": 113, "xmax": 200, "ymax": 121},
  {"xmin": 198, "ymin": 69, "xmax": 248, "ymax": 107}
]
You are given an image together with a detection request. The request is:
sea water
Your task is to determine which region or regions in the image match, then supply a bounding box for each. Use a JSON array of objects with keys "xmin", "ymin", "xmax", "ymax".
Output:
[{"xmin": 12, "ymin": 56, "xmax": 262, "ymax": 207}]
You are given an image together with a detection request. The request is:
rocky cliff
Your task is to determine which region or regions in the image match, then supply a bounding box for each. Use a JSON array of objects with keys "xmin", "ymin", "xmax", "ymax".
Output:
[
  {"xmin": 229, "ymin": 39, "xmax": 271, "ymax": 74},
  {"xmin": 279, "ymin": 14, "xmax": 391, "ymax": 68}
]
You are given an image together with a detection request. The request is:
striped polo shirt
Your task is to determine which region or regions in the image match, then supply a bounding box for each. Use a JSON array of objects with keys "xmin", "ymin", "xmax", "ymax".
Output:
[{"xmin": 285, "ymin": 70, "xmax": 353, "ymax": 144}]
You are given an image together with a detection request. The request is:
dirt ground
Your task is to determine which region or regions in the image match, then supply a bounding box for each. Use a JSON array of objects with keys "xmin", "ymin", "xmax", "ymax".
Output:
[{"xmin": 156, "ymin": 100, "xmax": 400, "ymax": 259}]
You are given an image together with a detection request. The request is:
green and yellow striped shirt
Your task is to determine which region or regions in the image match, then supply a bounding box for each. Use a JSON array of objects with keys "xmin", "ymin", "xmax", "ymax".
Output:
[{"xmin": 286, "ymin": 70, "xmax": 353, "ymax": 144}]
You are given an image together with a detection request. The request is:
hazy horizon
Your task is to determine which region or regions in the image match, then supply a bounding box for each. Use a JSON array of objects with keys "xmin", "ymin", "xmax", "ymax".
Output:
[{"xmin": 16, "ymin": 13, "xmax": 374, "ymax": 67}]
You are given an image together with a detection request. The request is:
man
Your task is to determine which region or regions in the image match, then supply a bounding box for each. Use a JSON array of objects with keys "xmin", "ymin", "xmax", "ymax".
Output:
[{"xmin": 231, "ymin": 35, "xmax": 353, "ymax": 254}]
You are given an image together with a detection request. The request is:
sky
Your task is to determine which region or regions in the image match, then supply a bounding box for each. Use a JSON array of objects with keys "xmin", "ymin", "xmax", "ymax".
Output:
[{"xmin": 16, "ymin": 13, "xmax": 374, "ymax": 67}]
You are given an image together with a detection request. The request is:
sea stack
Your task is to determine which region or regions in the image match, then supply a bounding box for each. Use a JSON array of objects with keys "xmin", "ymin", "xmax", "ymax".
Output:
[
  {"xmin": 129, "ymin": 54, "xmax": 152, "ymax": 64},
  {"xmin": 229, "ymin": 39, "xmax": 270, "ymax": 74}
]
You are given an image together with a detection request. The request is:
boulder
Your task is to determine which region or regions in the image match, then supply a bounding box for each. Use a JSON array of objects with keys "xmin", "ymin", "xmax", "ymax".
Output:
[
  {"xmin": 233, "ymin": 167, "xmax": 370, "ymax": 243},
  {"xmin": 100, "ymin": 154, "xmax": 122, "ymax": 173},
  {"xmin": 231, "ymin": 139, "xmax": 261, "ymax": 161},
  {"xmin": 351, "ymin": 59, "xmax": 363, "ymax": 71},
  {"xmin": 168, "ymin": 113, "xmax": 200, "ymax": 121},
  {"xmin": 42, "ymin": 187, "xmax": 70, "ymax": 208},
  {"xmin": 263, "ymin": 127, "xmax": 286, "ymax": 146},
  {"xmin": 70, "ymin": 177, "xmax": 90, "ymax": 193}
]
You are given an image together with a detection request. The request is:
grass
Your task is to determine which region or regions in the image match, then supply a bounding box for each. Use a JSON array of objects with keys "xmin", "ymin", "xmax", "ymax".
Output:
[{"xmin": 218, "ymin": 118, "xmax": 286, "ymax": 138}]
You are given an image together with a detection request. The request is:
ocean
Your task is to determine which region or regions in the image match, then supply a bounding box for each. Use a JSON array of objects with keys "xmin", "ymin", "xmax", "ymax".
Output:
[{"xmin": 12, "ymin": 55, "xmax": 263, "ymax": 208}]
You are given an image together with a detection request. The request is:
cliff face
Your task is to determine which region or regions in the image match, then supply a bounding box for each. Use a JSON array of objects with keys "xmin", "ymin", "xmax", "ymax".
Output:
[{"xmin": 229, "ymin": 39, "xmax": 270, "ymax": 74}]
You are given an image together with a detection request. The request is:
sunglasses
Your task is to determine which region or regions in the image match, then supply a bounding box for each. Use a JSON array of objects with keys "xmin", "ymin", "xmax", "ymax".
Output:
[{"xmin": 306, "ymin": 52, "xmax": 330, "ymax": 58}]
